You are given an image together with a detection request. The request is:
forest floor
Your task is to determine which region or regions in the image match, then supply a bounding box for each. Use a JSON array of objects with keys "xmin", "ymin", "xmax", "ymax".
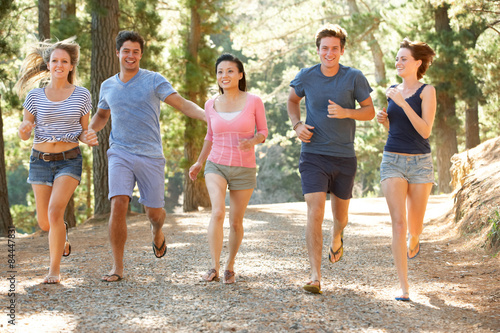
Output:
[{"xmin": 1, "ymin": 193, "xmax": 499, "ymax": 332}]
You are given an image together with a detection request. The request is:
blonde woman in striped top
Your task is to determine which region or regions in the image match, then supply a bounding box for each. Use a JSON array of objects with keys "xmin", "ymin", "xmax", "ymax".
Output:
[{"xmin": 15, "ymin": 38, "xmax": 98, "ymax": 284}]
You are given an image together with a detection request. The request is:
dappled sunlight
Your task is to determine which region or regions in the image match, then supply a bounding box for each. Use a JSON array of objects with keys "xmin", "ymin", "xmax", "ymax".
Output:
[{"xmin": 17, "ymin": 312, "xmax": 77, "ymax": 332}]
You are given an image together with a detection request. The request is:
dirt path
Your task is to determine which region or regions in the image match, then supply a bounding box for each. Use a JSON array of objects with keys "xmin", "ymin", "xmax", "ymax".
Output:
[{"xmin": 1, "ymin": 195, "xmax": 499, "ymax": 332}]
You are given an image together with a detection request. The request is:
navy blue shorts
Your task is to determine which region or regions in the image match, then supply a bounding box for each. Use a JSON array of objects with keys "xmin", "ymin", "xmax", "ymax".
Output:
[{"xmin": 299, "ymin": 152, "xmax": 357, "ymax": 200}]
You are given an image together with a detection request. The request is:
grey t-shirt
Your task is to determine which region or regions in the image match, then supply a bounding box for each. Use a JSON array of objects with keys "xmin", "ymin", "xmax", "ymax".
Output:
[
  {"xmin": 290, "ymin": 63, "xmax": 372, "ymax": 157},
  {"xmin": 98, "ymin": 68, "xmax": 176, "ymax": 158}
]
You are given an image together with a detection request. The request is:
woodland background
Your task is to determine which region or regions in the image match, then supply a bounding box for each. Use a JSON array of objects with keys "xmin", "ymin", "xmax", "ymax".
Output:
[{"xmin": 0, "ymin": 0, "xmax": 499, "ymax": 237}]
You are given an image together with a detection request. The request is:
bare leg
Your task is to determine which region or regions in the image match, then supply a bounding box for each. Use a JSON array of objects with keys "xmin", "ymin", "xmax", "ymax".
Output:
[
  {"xmin": 304, "ymin": 192, "xmax": 327, "ymax": 284},
  {"xmin": 145, "ymin": 206, "xmax": 166, "ymax": 257},
  {"xmin": 203, "ymin": 173, "xmax": 228, "ymax": 277},
  {"xmin": 225, "ymin": 188, "xmax": 253, "ymax": 272},
  {"xmin": 44, "ymin": 176, "xmax": 79, "ymax": 283},
  {"xmin": 32, "ymin": 184, "xmax": 51, "ymax": 232},
  {"xmin": 407, "ymin": 183, "xmax": 433, "ymax": 258},
  {"xmin": 102, "ymin": 195, "xmax": 129, "ymax": 281},
  {"xmin": 382, "ymin": 178, "xmax": 410, "ymax": 296},
  {"xmin": 329, "ymin": 194, "xmax": 350, "ymax": 261}
]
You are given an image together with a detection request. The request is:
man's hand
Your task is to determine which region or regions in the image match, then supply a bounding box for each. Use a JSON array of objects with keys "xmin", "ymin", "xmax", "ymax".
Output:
[
  {"xmin": 327, "ymin": 100, "xmax": 349, "ymax": 119},
  {"xmin": 295, "ymin": 123, "xmax": 315, "ymax": 143}
]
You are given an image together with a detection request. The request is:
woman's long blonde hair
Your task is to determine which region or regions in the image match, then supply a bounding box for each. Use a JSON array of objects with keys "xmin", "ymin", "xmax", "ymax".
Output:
[{"xmin": 15, "ymin": 37, "xmax": 80, "ymax": 97}]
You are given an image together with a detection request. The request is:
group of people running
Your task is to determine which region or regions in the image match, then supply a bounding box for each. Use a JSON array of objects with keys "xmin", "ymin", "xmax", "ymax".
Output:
[{"xmin": 16, "ymin": 23, "xmax": 436, "ymax": 302}]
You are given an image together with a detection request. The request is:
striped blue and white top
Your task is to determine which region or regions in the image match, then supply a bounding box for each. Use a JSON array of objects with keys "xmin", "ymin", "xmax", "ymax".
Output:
[{"xmin": 23, "ymin": 86, "xmax": 92, "ymax": 144}]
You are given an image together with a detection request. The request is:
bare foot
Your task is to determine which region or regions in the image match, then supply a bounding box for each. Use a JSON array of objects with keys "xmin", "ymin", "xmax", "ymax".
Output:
[{"xmin": 43, "ymin": 275, "xmax": 60, "ymax": 284}]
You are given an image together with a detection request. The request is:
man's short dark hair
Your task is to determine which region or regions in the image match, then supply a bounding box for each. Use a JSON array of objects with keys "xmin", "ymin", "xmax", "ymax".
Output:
[{"xmin": 116, "ymin": 30, "xmax": 145, "ymax": 53}]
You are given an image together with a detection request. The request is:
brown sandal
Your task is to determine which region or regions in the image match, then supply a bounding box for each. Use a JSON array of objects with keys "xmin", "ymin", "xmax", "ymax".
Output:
[
  {"xmin": 201, "ymin": 269, "xmax": 219, "ymax": 282},
  {"xmin": 223, "ymin": 270, "xmax": 235, "ymax": 284}
]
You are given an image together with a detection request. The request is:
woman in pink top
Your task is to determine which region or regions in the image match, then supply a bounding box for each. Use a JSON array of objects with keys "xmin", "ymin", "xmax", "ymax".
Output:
[{"xmin": 189, "ymin": 54, "xmax": 268, "ymax": 284}]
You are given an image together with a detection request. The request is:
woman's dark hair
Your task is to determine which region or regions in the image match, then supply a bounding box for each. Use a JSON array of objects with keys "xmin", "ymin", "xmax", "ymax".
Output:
[
  {"xmin": 400, "ymin": 38, "xmax": 436, "ymax": 80},
  {"xmin": 215, "ymin": 53, "xmax": 246, "ymax": 94},
  {"xmin": 116, "ymin": 30, "xmax": 145, "ymax": 53}
]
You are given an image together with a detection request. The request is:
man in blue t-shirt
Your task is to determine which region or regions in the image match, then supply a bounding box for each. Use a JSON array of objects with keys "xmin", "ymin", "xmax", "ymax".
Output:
[
  {"xmin": 88, "ymin": 31, "xmax": 206, "ymax": 282},
  {"xmin": 287, "ymin": 24, "xmax": 375, "ymax": 294}
]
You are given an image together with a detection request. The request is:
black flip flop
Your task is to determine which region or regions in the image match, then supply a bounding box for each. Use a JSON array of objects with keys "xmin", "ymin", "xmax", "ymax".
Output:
[{"xmin": 152, "ymin": 238, "xmax": 167, "ymax": 258}]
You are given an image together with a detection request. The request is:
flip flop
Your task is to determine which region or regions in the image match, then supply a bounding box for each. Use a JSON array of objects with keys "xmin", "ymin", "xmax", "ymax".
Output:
[
  {"xmin": 43, "ymin": 275, "xmax": 61, "ymax": 284},
  {"xmin": 63, "ymin": 222, "xmax": 71, "ymax": 257},
  {"xmin": 303, "ymin": 280, "xmax": 322, "ymax": 294},
  {"xmin": 407, "ymin": 238, "xmax": 420, "ymax": 259},
  {"xmin": 329, "ymin": 231, "xmax": 344, "ymax": 264},
  {"xmin": 395, "ymin": 294, "xmax": 411, "ymax": 301},
  {"xmin": 152, "ymin": 238, "xmax": 167, "ymax": 258},
  {"xmin": 201, "ymin": 269, "xmax": 220, "ymax": 282},
  {"xmin": 101, "ymin": 274, "xmax": 123, "ymax": 282},
  {"xmin": 223, "ymin": 270, "xmax": 235, "ymax": 284}
]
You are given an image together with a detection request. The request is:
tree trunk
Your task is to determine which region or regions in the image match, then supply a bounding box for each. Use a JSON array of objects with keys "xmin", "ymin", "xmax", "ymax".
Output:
[
  {"xmin": 434, "ymin": 90, "xmax": 457, "ymax": 193},
  {"xmin": 0, "ymin": 96, "xmax": 13, "ymax": 236},
  {"xmin": 38, "ymin": 0, "xmax": 50, "ymax": 40},
  {"xmin": 346, "ymin": 0, "xmax": 386, "ymax": 86},
  {"xmin": 433, "ymin": 4, "xmax": 458, "ymax": 193},
  {"xmin": 64, "ymin": 195, "xmax": 76, "ymax": 227},
  {"xmin": 183, "ymin": 3, "xmax": 211, "ymax": 212},
  {"xmin": 60, "ymin": 0, "xmax": 76, "ymax": 20},
  {"xmin": 90, "ymin": 0, "xmax": 119, "ymax": 215},
  {"xmin": 465, "ymin": 100, "xmax": 480, "ymax": 149}
]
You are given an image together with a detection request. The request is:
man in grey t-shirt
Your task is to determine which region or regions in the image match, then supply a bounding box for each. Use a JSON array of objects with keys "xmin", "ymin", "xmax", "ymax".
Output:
[
  {"xmin": 87, "ymin": 31, "xmax": 206, "ymax": 282},
  {"xmin": 287, "ymin": 24, "xmax": 374, "ymax": 294}
]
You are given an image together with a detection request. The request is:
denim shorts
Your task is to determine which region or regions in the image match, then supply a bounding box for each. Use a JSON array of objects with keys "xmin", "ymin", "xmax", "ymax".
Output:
[
  {"xmin": 28, "ymin": 149, "xmax": 83, "ymax": 186},
  {"xmin": 299, "ymin": 152, "xmax": 357, "ymax": 200},
  {"xmin": 380, "ymin": 151, "xmax": 434, "ymax": 184},
  {"xmin": 107, "ymin": 147, "xmax": 166, "ymax": 208},
  {"xmin": 204, "ymin": 160, "xmax": 256, "ymax": 190}
]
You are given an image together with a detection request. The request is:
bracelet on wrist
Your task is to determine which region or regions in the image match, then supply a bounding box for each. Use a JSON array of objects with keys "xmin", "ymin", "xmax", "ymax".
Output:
[{"xmin": 293, "ymin": 120, "xmax": 303, "ymax": 130}]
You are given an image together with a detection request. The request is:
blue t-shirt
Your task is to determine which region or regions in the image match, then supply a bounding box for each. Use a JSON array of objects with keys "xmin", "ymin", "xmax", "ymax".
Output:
[
  {"xmin": 384, "ymin": 84, "xmax": 431, "ymax": 154},
  {"xmin": 290, "ymin": 64, "xmax": 373, "ymax": 157},
  {"xmin": 98, "ymin": 69, "xmax": 176, "ymax": 158}
]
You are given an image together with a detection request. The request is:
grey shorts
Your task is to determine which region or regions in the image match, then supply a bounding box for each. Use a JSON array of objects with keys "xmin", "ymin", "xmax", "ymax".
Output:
[
  {"xmin": 380, "ymin": 151, "xmax": 434, "ymax": 184},
  {"xmin": 204, "ymin": 160, "xmax": 256, "ymax": 190},
  {"xmin": 107, "ymin": 147, "xmax": 166, "ymax": 208}
]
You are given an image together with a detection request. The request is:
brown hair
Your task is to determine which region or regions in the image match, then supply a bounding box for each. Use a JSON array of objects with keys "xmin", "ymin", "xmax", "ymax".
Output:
[
  {"xmin": 400, "ymin": 38, "xmax": 436, "ymax": 80},
  {"xmin": 315, "ymin": 24, "xmax": 347, "ymax": 49},
  {"xmin": 15, "ymin": 37, "xmax": 80, "ymax": 97},
  {"xmin": 116, "ymin": 30, "xmax": 145, "ymax": 53}
]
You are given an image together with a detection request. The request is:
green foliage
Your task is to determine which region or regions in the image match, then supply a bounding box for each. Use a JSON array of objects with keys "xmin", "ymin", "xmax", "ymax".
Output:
[
  {"xmin": 6, "ymin": 163, "xmax": 30, "ymax": 205},
  {"xmin": 10, "ymin": 202, "xmax": 37, "ymax": 234},
  {"xmin": 486, "ymin": 208, "xmax": 500, "ymax": 251},
  {"xmin": 252, "ymin": 133, "xmax": 303, "ymax": 204},
  {"xmin": 119, "ymin": 0, "xmax": 166, "ymax": 72}
]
